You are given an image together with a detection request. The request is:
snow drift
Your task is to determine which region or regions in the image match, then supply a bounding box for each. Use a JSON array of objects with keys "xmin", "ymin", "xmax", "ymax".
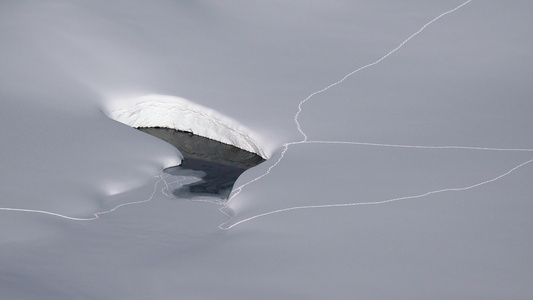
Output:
[{"xmin": 104, "ymin": 94, "xmax": 268, "ymax": 159}]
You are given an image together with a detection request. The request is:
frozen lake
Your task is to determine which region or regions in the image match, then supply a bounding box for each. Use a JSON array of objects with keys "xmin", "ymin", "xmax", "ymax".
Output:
[{"xmin": 1, "ymin": 0, "xmax": 533, "ymax": 299}]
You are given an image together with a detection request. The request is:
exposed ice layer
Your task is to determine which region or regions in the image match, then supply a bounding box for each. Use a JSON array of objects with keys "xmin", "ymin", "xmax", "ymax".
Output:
[{"xmin": 105, "ymin": 94, "xmax": 268, "ymax": 159}]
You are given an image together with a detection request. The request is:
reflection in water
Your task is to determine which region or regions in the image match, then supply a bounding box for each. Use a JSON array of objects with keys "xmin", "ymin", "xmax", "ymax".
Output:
[{"xmin": 138, "ymin": 127, "xmax": 264, "ymax": 198}]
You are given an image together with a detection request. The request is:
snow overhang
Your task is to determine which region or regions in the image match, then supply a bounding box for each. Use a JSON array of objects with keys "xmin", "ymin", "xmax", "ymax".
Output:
[{"xmin": 103, "ymin": 94, "xmax": 268, "ymax": 159}]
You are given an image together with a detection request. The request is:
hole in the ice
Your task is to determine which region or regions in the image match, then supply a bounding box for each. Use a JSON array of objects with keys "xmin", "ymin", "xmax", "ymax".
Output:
[{"xmin": 138, "ymin": 127, "xmax": 265, "ymax": 198}]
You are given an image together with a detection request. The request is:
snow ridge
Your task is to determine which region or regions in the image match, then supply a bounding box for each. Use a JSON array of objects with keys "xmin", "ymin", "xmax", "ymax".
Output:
[
  {"xmin": 105, "ymin": 94, "xmax": 268, "ymax": 159},
  {"xmin": 218, "ymin": 0, "xmax": 531, "ymax": 229}
]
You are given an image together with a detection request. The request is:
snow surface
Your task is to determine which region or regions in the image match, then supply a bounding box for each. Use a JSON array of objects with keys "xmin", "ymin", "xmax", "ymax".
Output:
[
  {"xmin": 105, "ymin": 94, "xmax": 268, "ymax": 158},
  {"xmin": 2, "ymin": 0, "xmax": 533, "ymax": 299}
]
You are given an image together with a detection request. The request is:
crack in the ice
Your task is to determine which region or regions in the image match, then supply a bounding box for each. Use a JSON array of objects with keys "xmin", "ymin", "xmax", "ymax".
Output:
[
  {"xmin": 0, "ymin": 174, "xmax": 165, "ymax": 221},
  {"xmin": 223, "ymin": 158, "xmax": 533, "ymax": 229},
  {"xmin": 217, "ymin": 0, "xmax": 532, "ymax": 229},
  {"xmin": 2, "ymin": 0, "xmax": 531, "ymax": 228}
]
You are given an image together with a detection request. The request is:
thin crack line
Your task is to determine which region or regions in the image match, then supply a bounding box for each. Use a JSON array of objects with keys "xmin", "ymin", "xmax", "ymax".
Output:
[
  {"xmin": 215, "ymin": 0, "xmax": 533, "ymax": 229},
  {"xmin": 294, "ymin": 0, "xmax": 474, "ymax": 141},
  {"xmin": 221, "ymin": 158, "xmax": 533, "ymax": 229},
  {"xmin": 221, "ymin": 0, "xmax": 477, "ymax": 228},
  {"xmin": 304, "ymin": 140, "xmax": 533, "ymax": 152},
  {"xmin": 228, "ymin": 0, "xmax": 476, "ymax": 202},
  {"xmin": 0, "ymin": 174, "xmax": 165, "ymax": 221}
]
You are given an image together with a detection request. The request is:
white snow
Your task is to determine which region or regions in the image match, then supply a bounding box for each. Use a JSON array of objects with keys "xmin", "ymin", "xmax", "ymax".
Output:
[{"xmin": 105, "ymin": 94, "xmax": 268, "ymax": 158}]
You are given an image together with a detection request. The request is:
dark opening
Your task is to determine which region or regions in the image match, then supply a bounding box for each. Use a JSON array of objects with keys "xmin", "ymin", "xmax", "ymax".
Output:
[{"xmin": 138, "ymin": 127, "xmax": 265, "ymax": 198}]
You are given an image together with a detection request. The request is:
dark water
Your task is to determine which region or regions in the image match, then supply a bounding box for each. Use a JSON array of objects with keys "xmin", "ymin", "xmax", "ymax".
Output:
[{"xmin": 138, "ymin": 127, "xmax": 265, "ymax": 198}]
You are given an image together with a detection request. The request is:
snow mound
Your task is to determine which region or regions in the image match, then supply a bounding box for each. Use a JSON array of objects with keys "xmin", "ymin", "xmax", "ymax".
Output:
[{"xmin": 104, "ymin": 94, "xmax": 268, "ymax": 159}]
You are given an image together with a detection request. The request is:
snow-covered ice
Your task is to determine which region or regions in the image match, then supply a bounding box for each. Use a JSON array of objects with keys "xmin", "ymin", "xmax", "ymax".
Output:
[
  {"xmin": 105, "ymin": 94, "xmax": 268, "ymax": 158},
  {"xmin": 1, "ymin": 0, "xmax": 533, "ymax": 299}
]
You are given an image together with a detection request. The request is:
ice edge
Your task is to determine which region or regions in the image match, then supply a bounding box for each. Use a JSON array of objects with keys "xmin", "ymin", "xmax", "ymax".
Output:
[{"xmin": 103, "ymin": 94, "xmax": 268, "ymax": 159}]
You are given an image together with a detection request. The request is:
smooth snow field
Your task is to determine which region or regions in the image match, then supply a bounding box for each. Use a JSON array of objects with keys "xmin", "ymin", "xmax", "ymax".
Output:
[{"xmin": 1, "ymin": 1, "xmax": 533, "ymax": 299}]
